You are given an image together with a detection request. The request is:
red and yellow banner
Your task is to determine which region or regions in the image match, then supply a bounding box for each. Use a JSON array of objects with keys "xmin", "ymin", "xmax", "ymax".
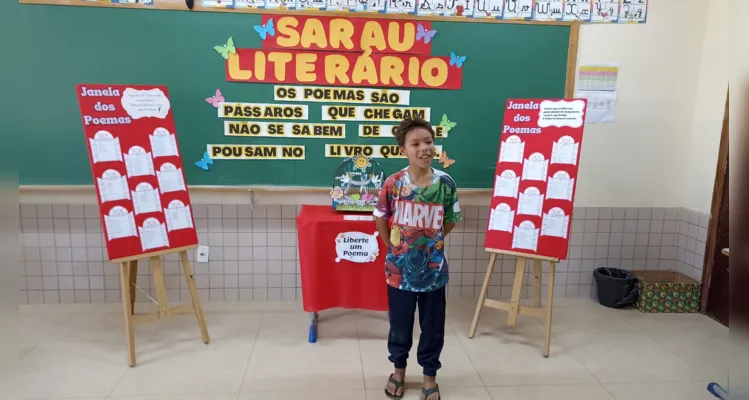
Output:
[
  {"xmin": 260, "ymin": 15, "xmax": 433, "ymax": 55},
  {"xmin": 225, "ymin": 15, "xmax": 463, "ymax": 90},
  {"xmin": 225, "ymin": 49, "xmax": 462, "ymax": 89}
]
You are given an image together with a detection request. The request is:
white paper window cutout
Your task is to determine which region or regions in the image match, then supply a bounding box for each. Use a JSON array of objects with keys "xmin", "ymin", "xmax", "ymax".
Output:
[
  {"xmin": 522, "ymin": 152, "xmax": 549, "ymax": 181},
  {"xmin": 541, "ymin": 207, "xmax": 569, "ymax": 239},
  {"xmin": 157, "ymin": 162, "xmax": 187, "ymax": 193},
  {"xmin": 139, "ymin": 217, "xmax": 169, "ymax": 251},
  {"xmin": 493, "ymin": 170, "xmax": 520, "ymax": 198},
  {"xmin": 499, "ymin": 135, "xmax": 525, "ymax": 163},
  {"xmin": 550, "ymin": 136, "xmax": 579, "ymax": 166},
  {"xmin": 518, "ymin": 187, "xmax": 544, "ymax": 217},
  {"xmin": 131, "ymin": 182, "xmax": 162, "ymax": 215},
  {"xmin": 512, "ymin": 220, "xmax": 539, "ymax": 251},
  {"xmin": 89, "ymin": 131, "xmax": 123, "ymax": 164},
  {"xmin": 124, "ymin": 146, "xmax": 155, "ymax": 178},
  {"xmin": 547, "ymin": 171, "xmax": 575, "ymax": 201},
  {"xmin": 104, "ymin": 206, "xmax": 137, "ymax": 240},
  {"xmin": 149, "ymin": 127, "xmax": 180, "ymax": 158},
  {"xmin": 488, "ymin": 203, "xmax": 514, "ymax": 232},
  {"xmin": 164, "ymin": 200, "xmax": 194, "ymax": 232},
  {"xmin": 97, "ymin": 169, "xmax": 131, "ymax": 203}
]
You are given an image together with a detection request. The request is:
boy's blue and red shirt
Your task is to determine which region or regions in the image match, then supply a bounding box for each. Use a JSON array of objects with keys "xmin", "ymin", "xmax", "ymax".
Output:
[{"xmin": 373, "ymin": 168, "xmax": 462, "ymax": 292}]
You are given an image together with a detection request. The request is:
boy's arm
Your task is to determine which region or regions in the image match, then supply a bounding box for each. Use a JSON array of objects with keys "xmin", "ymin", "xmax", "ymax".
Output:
[
  {"xmin": 373, "ymin": 177, "xmax": 393, "ymax": 246},
  {"xmin": 376, "ymin": 217, "xmax": 391, "ymax": 246},
  {"xmin": 444, "ymin": 223, "xmax": 455, "ymax": 236},
  {"xmin": 443, "ymin": 178, "xmax": 462, "ymax": 237}
]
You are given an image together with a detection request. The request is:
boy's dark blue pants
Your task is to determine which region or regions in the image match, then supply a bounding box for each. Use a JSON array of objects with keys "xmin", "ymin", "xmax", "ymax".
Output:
[{"xmin": 387, "ymin": 285, "xmax": 446, "ymax": 377}]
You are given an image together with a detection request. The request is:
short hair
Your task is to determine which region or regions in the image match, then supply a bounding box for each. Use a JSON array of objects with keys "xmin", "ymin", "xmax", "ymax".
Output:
[{"xmin": 394, "ymin": 118, "xmax": 435, "ymax": 147}]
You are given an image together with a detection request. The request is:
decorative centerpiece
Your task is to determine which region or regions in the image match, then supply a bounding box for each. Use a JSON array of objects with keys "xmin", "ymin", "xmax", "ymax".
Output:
[{"xmin": 331, "ymin": 155, "xmax": 385, "ymax": 212}]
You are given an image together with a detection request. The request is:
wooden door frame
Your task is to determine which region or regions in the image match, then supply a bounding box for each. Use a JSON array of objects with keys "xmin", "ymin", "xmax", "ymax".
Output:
[{"xmin": 700, "ymin": 89, "xmax": 729, "ymax": 313}]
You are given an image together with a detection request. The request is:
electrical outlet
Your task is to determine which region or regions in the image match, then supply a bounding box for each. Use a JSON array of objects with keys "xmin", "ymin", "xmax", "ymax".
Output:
[{"xmin": 197, "ymin": 246, "xmax": 209, "ymax": 263}]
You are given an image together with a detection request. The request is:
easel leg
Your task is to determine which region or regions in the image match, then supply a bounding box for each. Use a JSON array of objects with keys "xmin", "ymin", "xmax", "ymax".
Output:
[
  {"xmin": 128, "ymin": 260, "xmax": 138, "ymax": 315},
  {"xmin": 150, "ymin": 256, "xmax": 170, "ymax": 320},
  {"xmin": 507, "ymin": 257, "xmax": 526, "ymax": 327},
  {"xmin": 180, "ymin": 251, "xmax": 210, "ymax": 344},
  {"xmin": 469, "ymin": 253, "xmax": 497, "ymax": 338},
  {"xmin": 120, "ymin": 262, "xmax": 136, "ymax": 367},
  {"xmin": 543, "ymin": 262, "xmax": 556, "ymax": 358},
  {"xmin": 533, "ymin": 259, "xmax": 542, "ymax": 308}
]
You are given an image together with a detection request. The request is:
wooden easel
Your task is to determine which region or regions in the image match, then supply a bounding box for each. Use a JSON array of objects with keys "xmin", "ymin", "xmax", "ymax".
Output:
[
  {"xmin": 469, "ymin": 249, "xmax": 558, "ymax": 358},
  {"xmin": 115, "ymin": 244, "xmax": 210, "ymax": 367}
]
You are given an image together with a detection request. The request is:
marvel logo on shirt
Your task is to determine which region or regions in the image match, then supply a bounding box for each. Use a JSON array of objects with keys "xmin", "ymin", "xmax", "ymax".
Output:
[{"xmin": 374, "ymin": 168, "xmax": 462, "ymax": 292}]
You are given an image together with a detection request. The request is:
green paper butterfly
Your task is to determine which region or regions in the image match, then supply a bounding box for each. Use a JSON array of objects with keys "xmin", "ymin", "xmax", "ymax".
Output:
[
  {"xmin": 440, "ymin": 114, "xmax": 457, "ymax": 133},
  {"xmin": 214, "ymin": 37, "xmax": 236, "ymax": 60}
]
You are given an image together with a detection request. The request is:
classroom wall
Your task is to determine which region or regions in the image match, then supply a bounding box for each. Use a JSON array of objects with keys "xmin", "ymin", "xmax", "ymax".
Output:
[
  {"xmin": 574, "ymin": 0, "xmax": 711, "ymax": 208},
  {"xmin": 18, "ymin": 0, "xmax": 726, "ymax": 304},
  {"xmin": 684, "ymin": 0, "xmax": 728, "ymax": 214}
]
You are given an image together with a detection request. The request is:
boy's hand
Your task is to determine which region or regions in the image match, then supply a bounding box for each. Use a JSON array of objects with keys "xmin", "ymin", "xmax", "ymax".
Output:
[
  {"xmin": 376, "ymin": 217, "xmax": 391, "ymax": 247},
  {"xmin": 444, "ymin": 223, "xmax": 455, "ymax": 236}
]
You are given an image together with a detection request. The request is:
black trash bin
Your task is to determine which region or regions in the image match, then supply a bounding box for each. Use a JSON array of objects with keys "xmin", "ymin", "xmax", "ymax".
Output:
[{"xmin": 593, "ymin": 267, "xmax": 638, "ymax": 309}]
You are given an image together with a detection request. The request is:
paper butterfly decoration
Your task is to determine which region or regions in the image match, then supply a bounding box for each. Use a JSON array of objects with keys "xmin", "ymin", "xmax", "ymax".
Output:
[
  {"xmin": 416, "ymin": 24, "xmax": 437, "ymax": 44},
  {"xmin": 439, "ymin": 151, "xmax": 455, "ymax": 169},
  {"xmin": 205, "ymin": 89, "xmax": 224, "ymax": 108},
  {"xmin": 439, "ymin": 114, "xmax": 457, "ymax": 133},
  {"xmin": 194, "ymin": 151, "xmax": 214, "ymax": 171},
  {"xmin": 254, "ymin": 18, "xmax": 276, "ymax": 40},
  {"xmin": 449, "ymin": 52, "xmax": 466, "ymax": 68},
  {"xmin": 214, "ymin": 37, "xmax": 236, "ymax": 60}
]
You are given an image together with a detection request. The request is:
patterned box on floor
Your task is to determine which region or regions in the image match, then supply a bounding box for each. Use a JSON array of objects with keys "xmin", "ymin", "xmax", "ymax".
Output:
[{"xmin": 633, "ymin": 271, "xmax": 701, "ymax": 313}]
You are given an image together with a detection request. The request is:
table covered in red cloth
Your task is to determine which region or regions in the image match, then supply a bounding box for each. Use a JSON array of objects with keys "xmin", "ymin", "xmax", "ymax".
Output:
[{"xmin": 297, "ymin": 205, "xmax": 389, "ymax": 313}]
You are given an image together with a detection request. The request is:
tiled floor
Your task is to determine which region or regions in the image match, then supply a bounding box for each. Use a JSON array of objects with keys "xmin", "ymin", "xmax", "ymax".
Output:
[{"xmin": 19, "ymin": 297, "xmax": 727, "ymax": 400}]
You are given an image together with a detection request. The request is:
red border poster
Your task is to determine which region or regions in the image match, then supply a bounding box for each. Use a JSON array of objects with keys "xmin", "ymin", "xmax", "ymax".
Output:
[
  {"xmin": 76, "ymin": 84, "xmax": 198, "ymax": 262},
  {"xmin": 484, "ymin": 99, "xmax": 587, "ymax": 260}
]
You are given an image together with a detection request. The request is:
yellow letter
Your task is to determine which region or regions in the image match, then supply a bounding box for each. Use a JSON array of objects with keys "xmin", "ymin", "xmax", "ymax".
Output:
[
  {"xmin": 254, "ymin": 51, "xmax": 267, "ymax": 81},
  {"xmin": 360, "ymin": 21, "xmax": 387, "ymax": 53},
  {"xmin": 329, "ymin": 19, "xmax": 355, "ymax": 50},
  {"xmin": 352, "ymin": 55, "xmax": 378, "ymax": 85},
  {"xmin": 324, "ymin": 54, "xmax": 350, "ymax": 84},
  {"xmin": 276, "ymin": 17, "xmax": 300, "ymax": 47},
  {"xmin": 301, "ymin": 18, "xmax": 328, "ymax": 49},
  {"xmin": 268, "ymin": 52, "xmax": 293, "ymax": 81},
  {"xmin": 228, "ymin": 52, "xmax": 252, "ymax": 80},
  {"xmin": 420, "ymin": 58, "xmax": 448, "ymax": 87},
  {"xmin": 296, "ymin": 53, "xmax": 318, "ymax": 82},
  {"xmin": 407, "ymin": 57, "xmax": 420, "ymax": 86},
  {"xmin": 387, "ymin": 22, "xmax": 415, "ymax": 53},
  {"xmin": 380, "ymin": 56, "xmax": 404, "ymax": 86}
]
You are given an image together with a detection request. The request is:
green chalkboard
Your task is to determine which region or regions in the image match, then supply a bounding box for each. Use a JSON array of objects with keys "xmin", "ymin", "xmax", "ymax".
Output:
[{"xmin": 7, "ymin": 3, "xmax": 572, "ymax": 188}]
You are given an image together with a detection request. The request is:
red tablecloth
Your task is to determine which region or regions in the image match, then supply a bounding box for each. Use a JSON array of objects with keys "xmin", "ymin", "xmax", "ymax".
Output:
[{"xmin": 297, "ymin": 205, "xmax": 389, "ymax": 312}]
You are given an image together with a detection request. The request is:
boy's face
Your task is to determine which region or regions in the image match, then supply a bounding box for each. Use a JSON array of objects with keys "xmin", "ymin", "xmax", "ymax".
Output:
[{"xmin": 400, "ymin": 127, "xmax": 434, "ymax": 169}]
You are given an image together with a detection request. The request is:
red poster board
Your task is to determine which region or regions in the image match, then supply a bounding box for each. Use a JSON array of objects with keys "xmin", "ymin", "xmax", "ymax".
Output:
[
  {"xmin": 484, "ymin": 99, "xmax": 587, "ymax": 260},
  {"xmin": 76, "ymin": 84, "xmax": 198, "ymax": 262}
]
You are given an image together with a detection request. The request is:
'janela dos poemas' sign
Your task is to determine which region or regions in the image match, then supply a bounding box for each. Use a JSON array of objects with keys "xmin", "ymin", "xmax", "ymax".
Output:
[
  {"xmin": 484, "ymin": 99, "xmax": 587, "ymax": 260},
  {"xmin": 226, "ymin": 15, "xmax": 463, "ymax": 90},
  {"xmin": 335, "ymin": 231, "xmax": 380, "ymax": 263}
]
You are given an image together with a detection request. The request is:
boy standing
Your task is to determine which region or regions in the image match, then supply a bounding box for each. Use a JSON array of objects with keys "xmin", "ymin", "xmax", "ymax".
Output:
[{"xmin": 374, "ymin": 118, "xmax": 462, "ymax": 400}]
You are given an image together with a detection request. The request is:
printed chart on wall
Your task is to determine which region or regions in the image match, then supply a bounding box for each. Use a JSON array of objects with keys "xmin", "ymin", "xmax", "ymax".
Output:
[
  {"xmin": 484, "ymin": 99, "xmax": 587, "ymax": 260},
  {"xmin": 76, "ymin": 84, "xmax": 199, "ymax": 262}
]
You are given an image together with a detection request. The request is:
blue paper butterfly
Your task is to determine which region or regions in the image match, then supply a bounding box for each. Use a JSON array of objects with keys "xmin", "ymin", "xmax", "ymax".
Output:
[
  {"xmin": 194, "ymin": 151, "xmax": 214, "ymax": 171},
  {"xmin": 449, "ymin": 52, "xmax": 466, "ymax": 68},
  {"xmin": 254, "ymin": 18, "xmax": 276, "ymax": 40}
]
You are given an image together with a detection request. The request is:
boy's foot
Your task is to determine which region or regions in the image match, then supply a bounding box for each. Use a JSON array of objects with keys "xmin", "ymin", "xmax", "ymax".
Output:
[
  {"xmin": 384, "ymin": 369, "xmax": 406, "ymax": 399},
  {"xmin": 421, "ymin": 376, "xmax": 440, "ymax": 400}
]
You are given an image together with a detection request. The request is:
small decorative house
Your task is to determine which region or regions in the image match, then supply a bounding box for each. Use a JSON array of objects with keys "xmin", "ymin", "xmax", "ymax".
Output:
[{"xmin": 331, "ymin": 155, "xmax": 386, "ymax": 212}]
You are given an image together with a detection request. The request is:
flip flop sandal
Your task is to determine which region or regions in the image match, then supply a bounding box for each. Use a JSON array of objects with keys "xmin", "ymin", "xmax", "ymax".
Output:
[
  {"xmin": 384, "ymin": 373, "xmax": 405, "ymax": 399},
  {"xmin": 422, "ymin": 384, "xmax": 440, "ymax": 400}
]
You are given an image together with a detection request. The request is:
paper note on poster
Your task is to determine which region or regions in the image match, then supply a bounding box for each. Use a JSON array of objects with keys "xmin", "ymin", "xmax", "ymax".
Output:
[{"xmin": 121, "ymin": 88, "xmax": 171, "ymax": 119}]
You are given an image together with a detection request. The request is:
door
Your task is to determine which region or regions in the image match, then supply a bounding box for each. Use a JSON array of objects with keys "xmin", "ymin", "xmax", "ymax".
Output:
[{"xmin": 702, "ymin": 92, "xmax": 729, "ymax": 326}]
